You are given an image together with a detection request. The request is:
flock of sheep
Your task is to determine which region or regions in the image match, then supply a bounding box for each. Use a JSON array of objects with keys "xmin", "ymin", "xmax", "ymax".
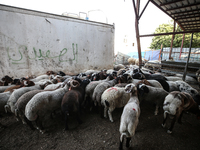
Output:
[{"xmin": 0, "ymin": 62, "xmax": 200, "ymax": 150}]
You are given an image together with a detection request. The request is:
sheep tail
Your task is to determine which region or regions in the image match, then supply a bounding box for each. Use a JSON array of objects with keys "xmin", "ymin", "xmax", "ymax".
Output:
[
  {"xmin": 105, "ymin": 100, "xmax": 110, "ymax": 107},
  {"xmin": 120, "ymin": 133, "xmax": 126, "ymax": 142}
]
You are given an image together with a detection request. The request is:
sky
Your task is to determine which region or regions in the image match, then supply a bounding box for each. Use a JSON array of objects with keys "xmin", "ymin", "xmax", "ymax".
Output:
[{"xmin": 0, "ymin": 0, "xmax": 172, "ymax": 54}]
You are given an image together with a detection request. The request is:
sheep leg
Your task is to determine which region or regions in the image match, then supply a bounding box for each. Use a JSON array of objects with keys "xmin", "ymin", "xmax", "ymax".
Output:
[
  {"xmin": 167, "ymin": 115, "xmax": 177, "ymax": 134},
  {"xmin": 24, "ymin": 116, "xmax": 35, "ymax": 130},
  {"xmin": 104, "ymin": 106, "xmax": 108, "ymax": 118},
  {"xmin": 178, "ymin": 112, "xmax": 183, "ymax": 124},
  {"xmin": 35, "ymin": 116, "xmax": 44, "ymax": 133},
  {"xmin": 126, "ymin": 137, "xmax": 131, "ymax": 148},
  {"xmin": 64, "ymin": 112, "xmax": 69, "ymax": 130},
  {"xmin": 119, "ymin": 135, "xmax": 124, "ymax": 150},
  {"xmin": 77, "ymin": 106, "xmax": 83, "ymax": 124},
  {"xmin": 108, "ymin": 110, "xmax": 114, "ymax": 122},
  {"xmin": 154, "ymin": 105, "xmax": 159, "ymax": 115},
  {"xmin": 162, "ymin": 112, "xmax": 168, "ymax": 128},
  {"xmin": 99, "ymin": 105, "xmax": 104, "ymax": 118}
]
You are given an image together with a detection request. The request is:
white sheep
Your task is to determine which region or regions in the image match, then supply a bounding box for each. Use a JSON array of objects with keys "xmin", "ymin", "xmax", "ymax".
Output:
[
  {"xmin": 119, "ymin": 83, "xmax": 140, "ymax": 150},
  {"xmin": 137, "ymin": 83, "xmax": 169, "ymax": 115},
  {"xmin": 14, "ymin": 89, "xmax": 45, "ymax": 127},
  {"xmin": 30, "ymin": 74, "xmax": 49, "ymax": 82},
  {"xmin": 166, "ymin": 81, "xmax": 179, "ymax": 92},
  {"xmin": 25, "ymin": 82, "xmax": 70, "ymax": 133},
  {"xmin": 84, "ymin": 75, "xmax": 115, "ymax": 110},
  {"xmin": 92, "ymin": 78, "xmax": 118, "ymax": 109},
  {"xmin": 101, "ymin": 86, "xmax": 130, "ymax": 122},
  {"xmin": 0, "ymin": 91, "xmax": 12, "ymax": 113},
  {"xmin": 44, "ymin": 82, "xmax": 63, "ymax": 90},
  {"xmin": 0, "ymin": 85, "xmax": 15, "ymax": 93},
  {"xmin": 4, "ymin": 85, "xmax": 42, "ymax": 114}
]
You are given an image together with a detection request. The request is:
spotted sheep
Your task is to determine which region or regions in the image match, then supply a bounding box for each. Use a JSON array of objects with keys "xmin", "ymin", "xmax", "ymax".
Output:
[{"xmin": 162, "ymin": 91, "xmax": 200, "ymax": 134}]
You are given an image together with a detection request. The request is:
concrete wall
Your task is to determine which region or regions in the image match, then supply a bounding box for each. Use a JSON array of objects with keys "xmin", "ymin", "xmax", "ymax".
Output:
[{"xmin": 0, "ymin": 5, "xmax": 115, "ymax": 78}]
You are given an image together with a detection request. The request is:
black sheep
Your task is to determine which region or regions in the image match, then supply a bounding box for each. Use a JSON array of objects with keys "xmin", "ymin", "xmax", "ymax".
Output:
[{"xmin": 61, "ymin": 78, "xmax": 90, "ymax": 130}]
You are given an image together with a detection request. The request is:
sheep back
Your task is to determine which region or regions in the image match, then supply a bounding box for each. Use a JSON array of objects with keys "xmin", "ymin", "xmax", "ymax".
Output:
[{"xmin": 101, "ymin": 87, "xmax": 130, "ymax": 109}]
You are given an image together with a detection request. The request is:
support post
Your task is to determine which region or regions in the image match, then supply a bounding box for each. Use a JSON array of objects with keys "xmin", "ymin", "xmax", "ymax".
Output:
[
  {"xmin": 132, "ymin": 0, "xmax": 142, "ymax": 68},
  {"xmin": 182, "ymin": 33, "xmax": 193, "ymax": 81},
  {"xmin": 179, "ymin": 34, "xmax": 185, "ymax": 59},
  {"xmin": 169, "ymin": 20, "xmax": 176, "ymax": 60}
]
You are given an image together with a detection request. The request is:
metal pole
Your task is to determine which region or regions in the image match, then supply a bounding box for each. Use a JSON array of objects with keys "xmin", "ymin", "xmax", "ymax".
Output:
[
  {"xmin": 169, "ymin": 20, "xmax": 176, "ymax": 59},
  {"xmin": 182, "ymin": 33, "xmax": 193, "ymax": 81},
  {"xmin": 179, "ymin": 34, "xmax": 185, "ymax": 59}
]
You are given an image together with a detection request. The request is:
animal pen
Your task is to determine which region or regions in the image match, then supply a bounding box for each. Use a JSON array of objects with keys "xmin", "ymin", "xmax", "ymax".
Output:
[{"xmin": 132, "ymin": 0, "xmax": 200, "ymax": 80}]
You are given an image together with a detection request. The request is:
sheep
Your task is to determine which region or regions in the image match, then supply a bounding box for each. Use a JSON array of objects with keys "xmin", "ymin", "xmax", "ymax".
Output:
[
  {"xmin": 114, "ymin": 64, "xmax": 125, "ymax": 71},
  {"xmin": 84, "ymin": 74, "xmax": 116, "ymax": 110},
  {"xmin": 14, "ymin": 89, "xmax": 47, "ymax": 129},
  {"xmin": 132, "ymin": 72, "xmax": 167, "ymax": 81},
  {"xmin": 44, "ymin": 82, "xmax": 63, "ymax": 90},
  {"xmin": 4, "ymin": 80, "xmax": 35, "ymax": 92},
  {"xmin": 137, "ymin": 83, "xmax": 169, "ymax": 115},
  {"xmin": 4, "ymin": 84, "xmax": 42, "ymax": 114},
  {"xmin": 119, "ymin": 83, "xmax": 140, "ymax": 150},
  {"xmin": 175, "ymin": 80, "xmax": 200, "ymax": 105},
  {"xmin": 166, "ymin": 81, "xmax": 179, "ymax": 92},
  {"xmin": 162, "ymin": 91, "xmax": 200, "ymax": 134},
  {"xmin": 30, "ymin": 74, "xmax": 49, "ymax": 82},
  {"xmin": 1, "ymin": 75, "xmax": 13, "ymax": 86},
  {"xmin": 101, "ymin": 86, "xmax": 130, "ymax": 122},
  {"xmin": 0, "ymin": 85, "xmax": 15, "ymax": 93},
  {"xmin": 0, "ymin": 91, "xmax": 12, "ymax": 114},
  {"xmin": 128, "ymin": 57, "xmax": 135, "ymax": 65},
  {"xmin": 165, "ymin": 76, "xmax": 183, "ymax": 82},
  {"xmin": 92, "ymin": 78, "xmax": 119, "ymax": 113},
  {"xmin": 25, "ymin": 81, "xmax": 70, "ymax": 133},
  {"xmin": 61, "ymin": 78, "xmax": 90, "ymax": 130}
]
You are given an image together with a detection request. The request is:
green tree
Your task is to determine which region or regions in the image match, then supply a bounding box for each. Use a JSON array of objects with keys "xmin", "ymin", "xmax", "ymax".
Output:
[{"xmin": 149, "ymin": 20, "xmax": 200, "ymax": 49}]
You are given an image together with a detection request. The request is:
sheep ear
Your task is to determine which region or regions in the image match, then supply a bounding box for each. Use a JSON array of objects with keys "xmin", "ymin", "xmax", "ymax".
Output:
[
  {"xmin": 143, "ymin": 86, "xmax": 149, "ymax": 93},
  {"xmin": 125, "ymin": 84, "xmax": 132, "ymax": 93}
]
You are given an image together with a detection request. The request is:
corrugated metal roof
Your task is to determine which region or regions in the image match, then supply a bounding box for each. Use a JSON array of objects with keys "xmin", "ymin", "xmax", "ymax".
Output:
[{"xmin": 150, "ymin": 0, "xmax": 200, "ymax": 32}]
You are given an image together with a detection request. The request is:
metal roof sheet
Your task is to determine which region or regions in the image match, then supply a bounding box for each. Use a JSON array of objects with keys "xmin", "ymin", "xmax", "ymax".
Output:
[{"xmin": 150, "ymin": 0, "xmax": 200, "ymax": 32}]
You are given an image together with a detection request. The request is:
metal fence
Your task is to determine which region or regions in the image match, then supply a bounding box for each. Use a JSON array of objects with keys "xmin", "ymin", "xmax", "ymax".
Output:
[{"xmin": 162, "ymin": 47, "xmax": 200, "ymax": 62}]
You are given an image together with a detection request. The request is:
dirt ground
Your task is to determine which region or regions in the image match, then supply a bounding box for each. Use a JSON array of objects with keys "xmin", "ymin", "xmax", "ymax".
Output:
[{"xmin": 0, "ymin": 84, "xmax": 200, "ymax": 150}]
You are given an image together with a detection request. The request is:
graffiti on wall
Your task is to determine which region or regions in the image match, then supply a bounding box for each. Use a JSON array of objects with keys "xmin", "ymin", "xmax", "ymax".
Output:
[{"xmin": 6, "ymin": 43, "xmax": 78, "ymax": 64}]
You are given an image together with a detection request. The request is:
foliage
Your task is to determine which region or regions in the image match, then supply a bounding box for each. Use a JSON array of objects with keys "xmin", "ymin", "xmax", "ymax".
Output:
[{"xmin": 149, "ymin": 20, "xmax": 200, "ymax": 49}]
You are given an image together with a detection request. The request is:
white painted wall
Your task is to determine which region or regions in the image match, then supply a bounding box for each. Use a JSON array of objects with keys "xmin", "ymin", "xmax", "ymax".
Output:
[{"xmin": 0, "ymin": 5, "xmax": 114, "ymax": 78}]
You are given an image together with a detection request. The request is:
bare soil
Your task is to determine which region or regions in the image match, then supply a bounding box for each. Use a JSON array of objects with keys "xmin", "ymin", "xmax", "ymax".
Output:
[{"xmin": 0, "ymin": 84, "xmax": 200, "ymax": 150}]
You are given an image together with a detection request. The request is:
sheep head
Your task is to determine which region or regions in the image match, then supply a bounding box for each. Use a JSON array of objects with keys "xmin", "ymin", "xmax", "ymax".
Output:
[
  {"xmin": 70, "ymin": 79, "xmax": 80, "ymax": 88},
  {"xmin": 137, "ymin": 83, "xmax": 149, "ymax": 95},
  {"xmin": 125, "ymin": 83, "xmax": 137, "ymax": 94}
]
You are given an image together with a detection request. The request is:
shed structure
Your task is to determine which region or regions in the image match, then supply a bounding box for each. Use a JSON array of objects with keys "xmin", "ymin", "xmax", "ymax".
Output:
[{"xmin": 132, "ymin": 0, "xmax": 200, "ymax": 80}]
